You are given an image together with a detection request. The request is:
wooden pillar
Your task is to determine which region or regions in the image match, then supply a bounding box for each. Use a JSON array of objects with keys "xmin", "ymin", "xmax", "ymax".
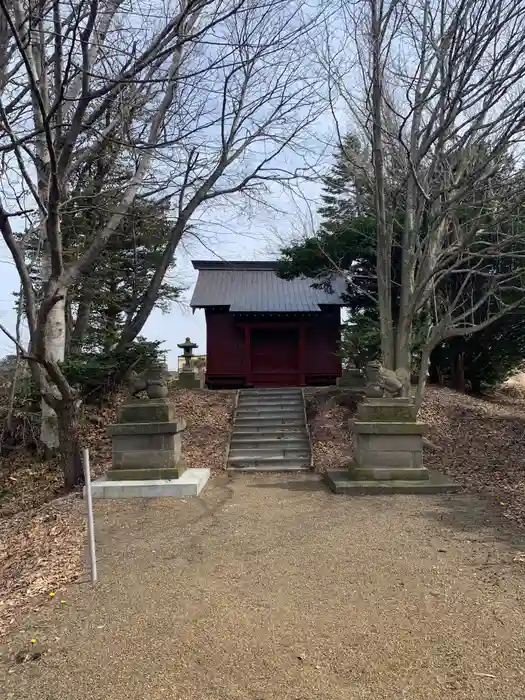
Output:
[
  {"xmin": 298, "ymin": 323, "xmax": 306, "ymax": 386},
  {"xmin": 244, "ymin": 325, "xmax": 252, "ymax": 387}
]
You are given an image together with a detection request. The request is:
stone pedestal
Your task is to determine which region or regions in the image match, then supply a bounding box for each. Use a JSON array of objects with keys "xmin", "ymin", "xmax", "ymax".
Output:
[
  {"xmin": 178, "ymin": 370, "xmax": 200, "ymax": 389},
  {"xmin": 349, "ymin": 398, "xmax": 427, "ymax": 481},
  {"xmin": 324, "ymin": 396, "xmax": 458, "ymax": 494},
  {"xmin": 107, "ymin": 399, "xmax": 186, "ymax": 480},
  {"xmin": 177, "ymin": 336, "xmax": 201, "ymax": 390}
]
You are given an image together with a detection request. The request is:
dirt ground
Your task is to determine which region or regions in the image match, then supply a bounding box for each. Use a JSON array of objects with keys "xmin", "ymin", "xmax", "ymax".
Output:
[
  {"xmin": 0, "ymin": 389, "xmax": 234, "ymax": 637},
  {"xmin": 308, "ymin": 385, "xmax": 525, "ymax": 526},
  {"xmin": 2, "ymin": 473, "xmax": 525, "ymax": 700}
]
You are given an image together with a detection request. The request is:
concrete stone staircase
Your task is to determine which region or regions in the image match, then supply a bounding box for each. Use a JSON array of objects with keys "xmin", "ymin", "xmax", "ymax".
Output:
[{"xmin": 227, "ymin": 388, "xmax": 312, "ymax": 472}]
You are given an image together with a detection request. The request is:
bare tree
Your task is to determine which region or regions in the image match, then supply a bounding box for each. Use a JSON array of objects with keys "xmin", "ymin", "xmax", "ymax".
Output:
[
  {"xmin": 320, "ymin": 0, "xmax": 525, "ymax": 404},
  {"xmin": 0, "ymin": 0, "xmax": 325, "ymax": 485}
]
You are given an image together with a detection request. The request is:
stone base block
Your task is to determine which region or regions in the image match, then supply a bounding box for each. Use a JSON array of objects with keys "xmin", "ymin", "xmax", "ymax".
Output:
[
  {"xmin": 353, "ymin": 421, "xmax": 426, "ymax": 435},
  {"xmin": 178, "ymin": 372, "xmax": 200, "ymax": 389},
  {"xmin": 111, "ymin": 447, "xmax": 183, "ymax": 471},
  {"xmin": 353, "ymin": 419, "xmax": 425, "ymax": 471},
  {"xmin": 87, "ymin": 468, "xmax": 210, "ymax": 499},
  {"xmin": 337, "ymin": 369, "xmax": 364, "ymax": 388},
  {"xmin": 348, "ymin": 463, "xmax": 429, "ymax": 481},
  {"xmin": 324, "ymin": 469, "xmax": 459, "ymax": 495},
  {"xmin": 106, "ymin": 464, "xmax": 186, "ymax": 480},
  {"xmin": 357, "ymin": 398, "xmax": 417, "ymax": 422},
  {"xmin": 117, "ymin": 400, "xmax": 178, "ymax": 424}
]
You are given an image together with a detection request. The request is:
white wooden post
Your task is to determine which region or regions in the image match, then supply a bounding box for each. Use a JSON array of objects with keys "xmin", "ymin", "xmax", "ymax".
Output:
[{"xmin": 82, "ymin": 448, "xmax": 98, "ymax": 583}]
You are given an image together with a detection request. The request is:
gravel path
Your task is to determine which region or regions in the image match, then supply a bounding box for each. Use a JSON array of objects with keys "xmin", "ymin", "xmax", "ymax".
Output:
[{"xmin": 2, "ymin": 473, "xmax": 525, "ymax": 699}]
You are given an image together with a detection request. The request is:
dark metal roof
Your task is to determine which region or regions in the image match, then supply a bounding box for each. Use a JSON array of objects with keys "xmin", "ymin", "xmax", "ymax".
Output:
[
  {"xmin": 192, "ymin": 260, "xmax": 280, "ymax": 271},
  {"xmin": 190, "ymin": 260, "xmax": 345, "ymax": 312}
]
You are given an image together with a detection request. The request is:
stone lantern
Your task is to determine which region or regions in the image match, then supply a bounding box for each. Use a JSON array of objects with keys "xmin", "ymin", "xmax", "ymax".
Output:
[{"xmin": 177, "ymin": 337, "xmax": 200, "ymax": 388}]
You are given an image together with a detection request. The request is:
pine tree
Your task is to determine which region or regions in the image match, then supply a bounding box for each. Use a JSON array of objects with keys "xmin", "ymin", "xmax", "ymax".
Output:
[{"xmin": 20, "ymin": 185, "xmax": 183, "ymax": 401}]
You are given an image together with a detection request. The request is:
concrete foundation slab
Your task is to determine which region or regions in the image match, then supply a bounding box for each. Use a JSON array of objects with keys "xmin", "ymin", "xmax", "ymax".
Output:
[
  {"xmin": 324, "ymin": 468, "xmax": 459, "ymax": 495},
  {"xmin": 87, "ymin": 468, "xmax": 210, "ymax": 499}
]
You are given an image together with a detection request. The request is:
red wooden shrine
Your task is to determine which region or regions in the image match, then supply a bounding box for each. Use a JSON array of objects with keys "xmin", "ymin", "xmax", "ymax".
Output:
[{"xmin": 190, "ymin": 261, "xmax": 345, "ymax": 389}]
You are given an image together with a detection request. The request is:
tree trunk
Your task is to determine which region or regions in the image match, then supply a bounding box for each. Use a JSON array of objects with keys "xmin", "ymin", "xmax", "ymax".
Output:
[
  {"xmin": 71, "ymin": 284, "xmax": 95, "ymax": 353},
  {"xmin": 428, "ymin": 350, "xmax": 444, "ymax": 385},
  {"xmin": 370, "ymin": 0, "xmax": 394, "ymax": 370},
  {"xmin": 414, "ymin": 341, "xmax": 432, "ymax": 412},
  {"xmin": 395, "ymin": 318, "xmax": 413, "ymax": 396},
  {"xmin": 453, "ymin": 352, "xmax": 466, "ymax": 393},
  {"xmin": 56, "ymin": 402, "xmax": 83, "ymax": 489},
  {"xmin": 469, "ymin": 375, "xmax": 482, "ymax": 395},
  {"xmin": 40, "ymin": 286, "xmax": 67, "ymax": 452}
]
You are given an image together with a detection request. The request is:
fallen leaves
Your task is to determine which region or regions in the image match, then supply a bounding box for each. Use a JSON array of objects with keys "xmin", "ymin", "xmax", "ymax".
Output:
[
  {"xmin": 305, "ymin": 388, "xmax": 358, "ymax": 473},
  {"xmin": 0, "ymin": 388, "xmax": 235, "ymax": 640},
  {"xmin": 0, "ymin": 495, "xmax": 85, "ymax": 640},
  {"xmin": 168, "ymin": 389, "xmax": 235, "ymax": 470},
  {"xmin": 307, "ymin": 384, "xmax": 525, "ymax": 528},
  {"xmin": 0, "ymin": 457, "xmax": 64, "ymax": 516},
  {"xmin": 420, "ymin": 386, "xmax": 525, "ymax": 526}
]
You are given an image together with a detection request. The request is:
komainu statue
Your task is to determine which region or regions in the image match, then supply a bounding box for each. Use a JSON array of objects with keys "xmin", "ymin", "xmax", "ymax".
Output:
[
  {"xmin": 127, "ymin": 362, "xmax": 170, "ymax": 399},
  {"xmin": 364, "ymin": 361, "xmax": 409, "ymax": 398}
]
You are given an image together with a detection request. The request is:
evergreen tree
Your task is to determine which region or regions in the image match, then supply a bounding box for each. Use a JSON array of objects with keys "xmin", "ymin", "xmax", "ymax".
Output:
[
  {"xmin": 279, "ymin": 134, "xmax": 401, "ymax": 366},
  {"xmin": 21, "ymin": 185, "xmax": 183, "ymax": 401},
  {"xmin": 279, "ymin": 136, "xmax": 525, "ymax": 390},
  {"xmin": 63, "ymin": 194, "xmax": 183, "ymax": 355}
]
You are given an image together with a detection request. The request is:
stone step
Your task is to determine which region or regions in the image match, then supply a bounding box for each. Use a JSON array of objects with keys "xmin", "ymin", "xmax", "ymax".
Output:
[
  {"xmin": 235, "ymin": 417, "xmax": 305, "ymax": 426},
  {"xmin": 232, "ymin": 426, "xmax": 307, "ymax": 437},
  {"xmin": 237, "ymin": 404, "xmax": 304, "ymax": 416},
  {"xmin": 227, "ymin": 456, "xmax": 311, "ymax": 472},
  {"xmin": 230, "ymin": 436, "xmax": 309, "ymax": 448},
  {"xmin": 238, "ymin": 400, "xmax": 303, "ymax": 408},
  {"xmin": 234, "ymin": 417, "xmax": 306, "ymax": 428},
  {"xmin": 241, "ymin": 389, "xmax": 303, "ymax": 397},
  {"xmin": 237, "ymin": 399, "xmax": 304, "ymax": 408},
  {"xmin": 228, "ymin": 465, "xmax": 311, "ymax": 473},
  {"xmin": 237, "ymin": 399, "xmax": 304, "ymax": 409},
  {"xmin": 228, "ymin": 453, "xmax": 310, "ymax": 464},
  {"xmin": 240, "ymin": 391, "xmax": 302, "ymax": 398},
  {"xmin": 229, "ymin": 447, "xmax": 310, "ymax": 459},
  {"xmin": 235, "ymin": 408, "xmax": 305, "ymax": 423},
  {"xmin": 230, "ymin": 389, "xmax": 310, "ymax": 472}
]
